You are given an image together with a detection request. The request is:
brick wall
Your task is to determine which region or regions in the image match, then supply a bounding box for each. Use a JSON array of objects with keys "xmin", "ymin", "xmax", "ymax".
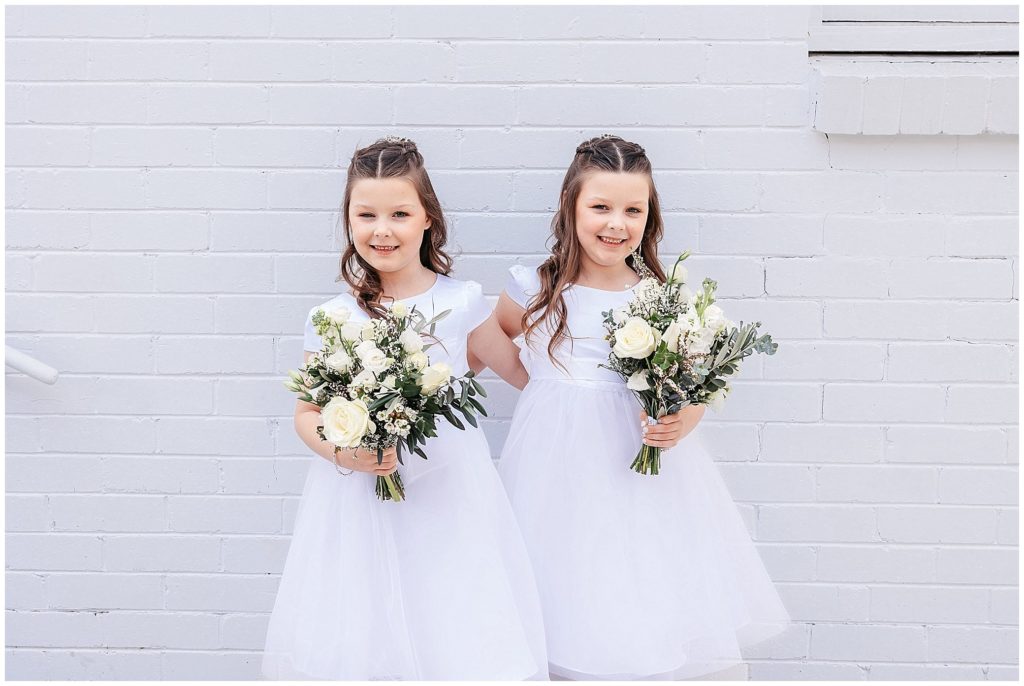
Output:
[{"xmin": 5, "ymin": 5, "xmax": 1018, "ymax": 680}]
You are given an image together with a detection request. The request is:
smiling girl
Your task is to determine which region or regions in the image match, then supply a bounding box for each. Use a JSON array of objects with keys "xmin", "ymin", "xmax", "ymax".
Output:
[
  {"xmin": 471, "ymin": 134, "xmax": 791, "ymax": 680},
  {"xmin": 262, "ymin": 137, "xmax": 547, "ymax": 681}
]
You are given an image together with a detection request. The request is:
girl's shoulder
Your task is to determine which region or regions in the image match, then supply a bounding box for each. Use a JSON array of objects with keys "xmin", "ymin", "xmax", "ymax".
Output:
[{"xmin": 504, "ymin": 264, "xmax": 542, "ymax": 309}]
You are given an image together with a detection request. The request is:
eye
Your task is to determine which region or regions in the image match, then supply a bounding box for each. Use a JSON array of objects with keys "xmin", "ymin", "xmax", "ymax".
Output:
[
  {"xmin": 357, "ymin": 212, "xmax": 374, "ymax": 218},
  {"xmin": 591, "ymin": 204, "xmax": 608, "ymax": 211},
  {"xmin": 393, "ymin": 211, "xmax": 410, "ymax": 218},
  {"xmin": 627, "ymin": 207, "xmax": 643, "ymax": 214}
]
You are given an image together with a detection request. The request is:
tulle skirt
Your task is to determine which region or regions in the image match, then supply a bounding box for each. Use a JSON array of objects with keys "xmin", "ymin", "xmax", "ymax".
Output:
[
  {"xmin": 262, "ymin": 422, "xmax": 548, "ymax": 680},
  {"xmin": 498, "ymin": 378, "xmax": 792, "ymax": 681}
]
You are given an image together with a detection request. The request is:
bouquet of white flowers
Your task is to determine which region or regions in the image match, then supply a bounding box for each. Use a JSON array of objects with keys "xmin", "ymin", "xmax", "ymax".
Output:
[
  {"xmin": 284, "ymin": 302, "xmax": 488, "ymax": 501},
  {"xmin": 601, "ymin": 250, "xmax": 777, "ymax": 476}
]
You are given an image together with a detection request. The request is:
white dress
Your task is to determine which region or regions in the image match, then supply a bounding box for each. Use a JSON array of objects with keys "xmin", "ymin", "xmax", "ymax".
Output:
[
  {"xmin": 262, "ymin": 274, "xmax": 549, "ymax": 680},
  {"xmin": 498, "ymin": 265, "xmax": 791, "ymax": 681}
]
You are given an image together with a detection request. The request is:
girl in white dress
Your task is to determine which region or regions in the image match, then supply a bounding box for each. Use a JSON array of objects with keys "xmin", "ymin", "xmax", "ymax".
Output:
[
  {"xmin": 262, "ymin": 137, "xmax": 548, "ymax": 680},
  {"xmin": 471, "ymin": 135, "xmax": 791, "ymax": 680}
]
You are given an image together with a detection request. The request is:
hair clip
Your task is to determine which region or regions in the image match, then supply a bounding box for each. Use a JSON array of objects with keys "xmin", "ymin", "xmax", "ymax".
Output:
[{"xmin": 379, "ymin": 135, "xmax": 413, "ymax": 145}]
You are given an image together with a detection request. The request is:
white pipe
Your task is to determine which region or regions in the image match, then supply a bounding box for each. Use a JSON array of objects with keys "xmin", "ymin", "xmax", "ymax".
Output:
[{"xmin": 5, "ymin": 346, "xmax": 59, "ymax": 385}]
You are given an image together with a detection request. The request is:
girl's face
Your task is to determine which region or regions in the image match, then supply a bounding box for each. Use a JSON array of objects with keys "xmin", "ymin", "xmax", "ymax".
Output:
[
  {"xmin": 573, "ymin": 171, "xmax": 650, "ymax": 272},
  {"xmin": 348, "ymin": 177, "xmax": 431, "ymax": 277}
]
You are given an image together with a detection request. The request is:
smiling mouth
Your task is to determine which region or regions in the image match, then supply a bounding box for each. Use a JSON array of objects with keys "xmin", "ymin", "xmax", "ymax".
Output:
[
  {"xmin": 598, "ymin": 236, "xmax": 626, "ymax": 246},
  {"xmin": 370, "ymin": 245, "xmax": 398, "ymax": 254}
]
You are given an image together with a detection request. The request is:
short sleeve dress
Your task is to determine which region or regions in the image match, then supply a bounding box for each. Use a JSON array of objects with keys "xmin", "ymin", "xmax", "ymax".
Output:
[
  {"xmin": 498, "ymin": 265, "xmax": 791, "ymax": 681},
  {"xmin": 262, "ymin": 273, "xmax": 548, "ymax": 680}
]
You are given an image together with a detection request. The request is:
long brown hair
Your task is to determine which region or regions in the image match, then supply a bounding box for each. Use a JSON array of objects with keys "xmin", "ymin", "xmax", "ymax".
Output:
[
  {"xmin": 338, "ymin": 137, "xmax": 452, "ymax": 317},
  {"xmin": 523, "ymin": 134, "xmax": 667, "ymax": 366}
]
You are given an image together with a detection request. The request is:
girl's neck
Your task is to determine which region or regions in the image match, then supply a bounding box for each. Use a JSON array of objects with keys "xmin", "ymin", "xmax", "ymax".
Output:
[
  {"xmin": 378, "ymin": 265, "xmax": 438, "ymax": 301},
  {"xmin": 575, "ymin": 262, "xmax": 641, "ymax": 291}
]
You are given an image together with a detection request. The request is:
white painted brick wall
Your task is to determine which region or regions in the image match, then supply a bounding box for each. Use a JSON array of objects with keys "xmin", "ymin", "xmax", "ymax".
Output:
[{"xmin": 5, "ymin": 5, "xmax": 1018, "ymax": 681}]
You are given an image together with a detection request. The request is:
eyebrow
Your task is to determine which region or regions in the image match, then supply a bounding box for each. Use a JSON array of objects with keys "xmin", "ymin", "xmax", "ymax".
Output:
[
  {"xmin": 585, "ymin": 196, "xmax": 647, "ymax": 205},
  {"xmin": 352, "ymin": 203, "xmax": 416, "ymax": 210}
]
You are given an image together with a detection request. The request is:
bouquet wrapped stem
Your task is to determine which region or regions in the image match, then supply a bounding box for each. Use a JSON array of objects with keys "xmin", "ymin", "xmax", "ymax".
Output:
[{"xmin": 630, "ymin": 399, "xmax": 669, "ymax": 476}]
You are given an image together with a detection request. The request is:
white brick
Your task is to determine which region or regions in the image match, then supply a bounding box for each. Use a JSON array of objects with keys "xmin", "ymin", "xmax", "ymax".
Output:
[
  {"xmin": 165, "ymin": 574, "xmax": 279, "ymax": 612},
  {"xmin": 644, "ymin": 6, "xmax": 809, "ymax": 40},
  {"xmin": 148, "ymin": 6, "xmax": 270, "ymax": 37},
  {"xmin": 161, "ymin": 651, "xmax": 263, "ymax": 680},
  {"xmin": 861, "ymin": 76, "xmax": 902, "ymax": 134},
  {"xmin": 829, "ymin": 135, "xmax": 957, "ymax": 171},
  {"xmin": 435, "ymin": 171, "xmax": 513, "ymax": 212},
  {"xmin": 214, "ymin": 127, "xmax": 335, "ymax": 167},
  {"xmin": 267, "ymin": 170, "xmax": 344, "ymax": 211},
  {"xmin": 100, "ymin": 611, "xmax": 220, "ymax": 649},
  {"xmin": 759, "ymin": 505, "xmax": 877, "ymax": 542},
  {"xmin": 768, "ymin": 257, "xmax": 888, "ymax": 298},
  {"xmin": 157, "ymin": 417, "xmax": 275, "ymax": 456},
  {"xmin": 7, "ymin": 610, "xmax": 102, "ymax": 647},
  {"xmin": 268, "ymin": 85, "xmax": 391, "ymax": 125},
  {"xmin": 6, "ymin": 573, "xmax": 47, "ymax": 609},
  {"xmin": 5, "ymin": 648, "xmax": 161, "ymax": 680},
  {"xmin": 93, "ymin": 377, "xmax": 213, "ymax": 415},
  {"xmin": 891, "ymin": 257, "xmax": 1013, "ymax": 299},
  {"xmin": 7, "ymin": 210, "xmax": 88, "ymax": 250},
  {"xmin": 946, "ymin": 384, "xmax": 1018, "ymax": 424},
  {"xmin": 8, "ymin": 6, "xmax": 147, "ymax": 36},
  {"xmin": 990, "ymin": 587, "xmax": 1017, "ymax": 624},
  {"xmin": 531, "ymin": 6, "xmax": 645, "ymax": 38},
  {"xmin": 946, "ymin": 216, "xmax": 1018, "ymax": 256},
  {"xmin": 825, "ymin": 384, "xmax": 945, "ymax": 422},
  {"xmin": 25, "ymin": 84, "xmax": 146, "ymax": 124},
  {"xmin": 996, "ymin": 507, "xmax": 1017, "ymax": 544},
  {"xmin": 939, "ymin": 467, "xmax": 1017, "ymax": 505},
  {"xmin": 811, "ymin": 623, "xmax": 926, "ymax": 661},
  {"xmin": 642, "ymin": 86, "xmax": 769, "ymax": 126},
  {"xmin": 816, "ymin": 465, "xmax": 938, "ymax": 503},
  {"xmin": 824, "ymin": 214, "xmax": 945, "ymax": 257},
  {"xmin": 755, "ymin": 544, "xmax": 816, "ymax": 581},
  {"xmin": 222, "ymin": 535, "xmax": 290, "ymax": 574},
  {"xmin": 6, "ymin": 126, "xmax": 90, "ymax": 165},
  {"xmin": 718, "ymin": 464, "xmax": 815, "ymax": 502},
  {"xmin": 762, "ymin": 424, "xmax": 883, "ymax": 463},
  {"xmin": 900, "ymin": 77, "xmax": 946, "ymax": 134},
  {"xmin": 986, "ymin": 77, "xmax": 1018, "ymax": 134},
  {"xmin": 33, "ymin": 253, "xmax": 150, "ymax": 291},
  {"xmin": 103, "ymin": 456, "xmax": 220, "ymax": 494},
  {"xmin": 778, "ymin": 583, "xmax": 869, "ymax": 622},
  {"xmin": 211, "ymin": 41, "xmax": 330, "ymax": 81},
  {"xmin": 7, "ymin": 533, "xmax": 102, "ymax": 571},
  {"xmin": 393, "ymin": 6, "xmax": 522, "ymax": 38},
  {"xmin": 751, "ymin": 662, "xmax": 866, "ymax": 680},
  {"xmin": 869, "ymin": 586, "xmax": 989, "ymax": 624},
  {"xmin": 216, "ymin": 379, "xmax": 293, "ymax": 416},
  {"xmin": 4, "ymin": 416, "xmax": 41, "ymax": 454},
  {"xmin": 942, "ymin": 76, "xmax": 990, "ymax": 135},
  {"xmin": 869, "ymin": 663, "xmax": 986, "ymax": 680},
  {"xmin": 88, "ymin": 41, "xmax": 208, "ymax": 81},
  {"xmin": 6, "ymin": 374, "xmax": 99, "ymax": 414},
  {"xmin": 396, "ymin": 85, "xmax": 516, "ymax": 126},
  {"xmin": 94, "ymin": 296, "xmax": 214, "ymax": 334},
  {"xmin": 155, "ymin": 336, "xmax": 273, "ymax": 374},
  {"xmin": 167, "ymin": 496, "xmax": 282, "ymax": 534},
  {"xmin": 705, "ymin": 43, "xmax": 808, "ymax": 84},
  {"xmin": 23, "ymin": 170, "xmax": 146, "ymax": 209},
  {"xmin": 39, "ymin": 418, "xmax": 157, "ymax": 454},
  {"xmin": 220, "ymin": 458, "xmax": 309, "ymax": 495},
  {"xmin": 697, "ymin": 422, "xmax": 759, "ymax": 462},
  {"xmin": 89, "ymin": 212, "xmax": 209, "ymax": 251},
  {"xmin": 877, "ymin": 505, "xmax": 997, "ymax": 544},
  {"xmin": 884, "ymin": 171, "xmax": 1017, "ymax": 214},
  {"xmin": 888, "ymin": 342, "xmax": 1013, "ymax": 382},
  {"xmin": 221, "ymin": 613, "xmax": 270, "ymax": 649},
  {"xmin": 817, "ymin": 545, "xmax": 936, "ymax": 583},
  {"xmin": 50, "ymin": 495, "xmax": 167, "ymax": 533},
  {"xmin": 579, "ymin": 42, "xmax": 704, "ymax": 83},
  {"xmin": 46, "ymin": 573, "xmax": 163, "ymax": 610},
  {"xmin": 825, "ymin": 300, "xmax": 948, "ymax": 340},
  {"xmin": 210, "ymin": 212, "xmax": 332, "ymax": 251},
  {"xmin": 149, "ymin": 170, "xmax": 266, "ymax": 210},
  {"xmin": 704, "ymin": 130, "xmax": 828, "ymax": 170},
  {"xmin": 91, "ymin": 128, "xmax": 213, "ymax": 166},
  {"xmin": 6, "ymin": 253, "xmax": 32, "ymax": 290},
  {"xmin": 813, "ymin": 75, "xmax": 864, "ymax": 134},
  {"xmin": 764, "ymin": 342, "xmax": 885, "ymax": 380},
  {"xmin": 103, "ymin": 535, "xmax": 220, "ymax": 572},
  {"xmin": 886, "ymin": 426, "xmax": 1009, "ymax": 464},
  {"xmin": 716, "ymin": 299, "xmax": 822, "ymax": 339},
  {"xmin": 927, "ymin": 626, "xmax": 1018, "ymax": 663},
  {"xmin": 7, "ymin": 495, "xmax": 49, "ymax": 531},
  {"xmin": 150, "ymin": 85, "xmax": 268, "ymax": 125},
  {"xmin": 935, "ymin": 547, "xmax": 1017, "ymax": 585},
  {"xmin": 154, "ymin": 254, "xmax": 273, "ymax": 292},
  {"xmin": 455, "ymin": 42, "xmax": 579, "ymax": 82},
  {"xmin": 710, "ymin": 382, "xmax": 821, "ymax": 422},
  {"xmin": 761, "ymin": 172, "xmax": 883, "ymax": 212},
  {"xmin": 270, "ymin": 6, "xmax": 391, "ymax": 38}
]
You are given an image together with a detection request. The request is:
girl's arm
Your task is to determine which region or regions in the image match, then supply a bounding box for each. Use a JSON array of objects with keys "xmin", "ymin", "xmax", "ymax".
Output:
[{"xmin": 467, "ymin": 292, "xmax": 529, "ymax": 390}]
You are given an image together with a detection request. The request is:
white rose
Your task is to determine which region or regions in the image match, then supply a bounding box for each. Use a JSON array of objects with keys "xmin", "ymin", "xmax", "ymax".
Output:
[
  {"xmin": 668, "ymin": 262, "xmax": 688, "ymax": 285},
  {"xmin": 360, "ymin": 320, "xmax": 376, "ymax": 341},
  {"xmin": 635, "ymin": 277, "xmax": 660, "ymax": 300},
  {"xmin": 626, "ymin": 370, "xmax": 651, "ymax": 391},
  {"xmin": 708, "ymin": 386, "xmax": 729, "ymax": 412},
  {"xmin": 703, "ymin": 304, "xmax": 728, "ymax": 333},
  {"xmin": 339, "ymin": 321, "xmax": 362, "ymax": 342},
  {"xmin": 611, "ymin": 307, "xmax": 629, "ymax": 325},
  {"xmin": 326, "ymin": 306, "xmax": 351, "ymax": 325},
  {"xmin": 381, "ymin": 374, "xmax": 397, "ymax": 390},
  {"xmin": 351, "ymin": 368, "xmax": 377, "ymax": 390},
  {"xmin": 321, "ymin": 397, "xmax": 374, "ymax": 448},
  {"xmin": 662, "ymin": 319, "xmax": 684, "ymax": 353},
  {"xmin": 398, "ymin": 328, "xmax": 424, "ymax": 353},
  {"xmin": 391, "ymin": 301, "xmax": 408, "ymax": 318},
  {"xmin": 419, "ymin": 362, "xmax": 452, "ymax": 395},
  {"xmin": 612, "ymin": 316, "xmax": 659, "ymax": 360},
  {"xmin": 354, "ymin": 341, "xmax": 390, "ymax": 373},
  {"xmin": 686, "ymin": 326, "xmax": 716, "ymax": 356},
  {"xmin": 325, "ymin": 349, "xmax": 353, "ymax": 373},
  {"xmin": 407, "ymin": 350, "xmax": 429, "ymax": 371}
]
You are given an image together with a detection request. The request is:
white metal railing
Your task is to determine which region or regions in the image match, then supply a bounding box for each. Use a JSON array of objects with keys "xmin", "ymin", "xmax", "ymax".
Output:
[{"xmin": 5, "ymin": 346, "xmax": 59, "ymax": 384}]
